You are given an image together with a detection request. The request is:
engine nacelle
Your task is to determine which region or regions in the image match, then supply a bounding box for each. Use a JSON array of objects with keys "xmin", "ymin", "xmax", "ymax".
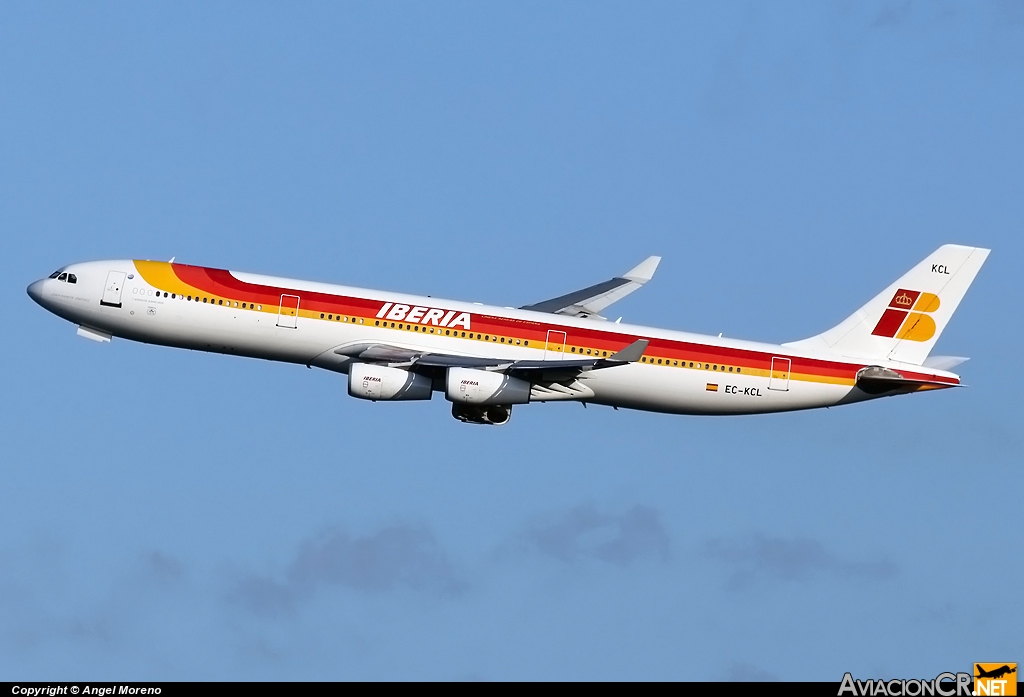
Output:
[
  {"xmin": 446, "ymin": 367, "xmax": 530, "ymax": 406},
  {"xmin": 348, "ymin": 363, "xmax": 432, "ymax": 401},
  {"xmin": 451, "ymin": 403, "xmax": 513, "ymax": 425}
]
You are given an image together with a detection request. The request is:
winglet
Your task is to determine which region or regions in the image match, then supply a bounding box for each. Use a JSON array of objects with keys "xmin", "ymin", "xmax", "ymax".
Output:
[
  {"xmin": 603, "ymin": 338, "xmax": 649, "ymax": 364},
  {"xmin": 622, "ymin": 256, "xmax": 661, "ymax": 283},
  {"xmin": 521, "ymin": 256, "xmax": 662, "ymax": 319}
]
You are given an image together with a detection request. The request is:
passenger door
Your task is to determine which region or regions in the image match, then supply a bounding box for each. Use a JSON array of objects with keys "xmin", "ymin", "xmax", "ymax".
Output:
[{"xmin": 100, "ymin": 271, "xmax": 126, "ymax": 308}]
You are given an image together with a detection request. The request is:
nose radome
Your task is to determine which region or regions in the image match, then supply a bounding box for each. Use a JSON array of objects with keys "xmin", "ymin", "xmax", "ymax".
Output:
[{"xmin": 27, "ymin": 280, "xmax": 44, "ymax": 305}]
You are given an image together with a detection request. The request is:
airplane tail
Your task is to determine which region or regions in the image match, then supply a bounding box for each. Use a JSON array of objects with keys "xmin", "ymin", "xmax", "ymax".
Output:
[{"xmin": 783, "ymin": 244, "xmax": 990, "ymax": 365}]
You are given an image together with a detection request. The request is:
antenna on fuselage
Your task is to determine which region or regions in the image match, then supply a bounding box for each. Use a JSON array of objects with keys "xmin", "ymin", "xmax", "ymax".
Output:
[{"xmin": 169, "ymin": 256, "xmax": 175, "ymax": 263}]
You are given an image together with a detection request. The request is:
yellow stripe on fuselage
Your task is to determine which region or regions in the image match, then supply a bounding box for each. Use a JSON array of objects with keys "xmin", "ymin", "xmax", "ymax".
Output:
[{"xmin": 133, "ymin": 260, "xmax": 863, "ymax": 388}]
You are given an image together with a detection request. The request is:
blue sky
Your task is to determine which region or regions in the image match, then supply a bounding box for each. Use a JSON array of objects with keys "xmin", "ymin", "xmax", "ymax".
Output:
[{"xmin": 1, "ymin": 1, "xmax": 1021, "ymax": 680}]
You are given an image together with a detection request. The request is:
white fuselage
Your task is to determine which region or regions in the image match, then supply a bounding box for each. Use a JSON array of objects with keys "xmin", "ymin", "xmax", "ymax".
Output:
[{"xmin": 27, "ymin": 259, "xmax": 960, "ymax": 418}]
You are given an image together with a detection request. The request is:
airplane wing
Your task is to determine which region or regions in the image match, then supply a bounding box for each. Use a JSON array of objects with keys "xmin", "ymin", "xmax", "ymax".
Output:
[
  {"xmin": 335, "ymin": 339, "xmax": 649, "ymax": 381},
  {"xmin": 520, "ymin": 256, "xmax": 661, "ymax": 320}
]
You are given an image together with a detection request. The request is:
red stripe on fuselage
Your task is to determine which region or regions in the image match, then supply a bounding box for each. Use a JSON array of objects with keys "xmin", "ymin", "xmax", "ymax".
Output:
[{"xmin": 163, "ymin": 263, "xmax": 958, "ymax": 387}]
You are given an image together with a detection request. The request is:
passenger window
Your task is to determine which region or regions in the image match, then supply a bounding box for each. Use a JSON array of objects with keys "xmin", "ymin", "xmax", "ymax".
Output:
[
  {"xmin": 58, "ymin": 273, "xmax": 67, "ymax": 281},
  {"xmin": 68, "ymin": 274, "xmax": 77, "ymax": 284}
]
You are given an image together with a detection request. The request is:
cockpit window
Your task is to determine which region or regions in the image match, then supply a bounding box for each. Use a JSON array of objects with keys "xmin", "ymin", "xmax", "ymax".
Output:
[
  {"xmin": 57, "ymin": 272, "xmax": 68, "ymax": 281},
  {"xmin": 67, "ymin": 274, "xmax": 77, "ymax": 284},
  {"xmin": 49, "ymin": 270, "xmax": 62, "ymax": 279}
]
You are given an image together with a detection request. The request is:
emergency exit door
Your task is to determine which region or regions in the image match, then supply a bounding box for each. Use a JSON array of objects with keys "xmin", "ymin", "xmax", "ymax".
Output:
[
  {"xmin": 544, "ymin": 330, "xmax": 567, "ymax": 360},
  {"xmin": 768, "ymin": 356, "xmax": 791, "ymax": 391},
  {"xmin": 277, "ymin": 294, "xmax": 300, "ymax": 328}
]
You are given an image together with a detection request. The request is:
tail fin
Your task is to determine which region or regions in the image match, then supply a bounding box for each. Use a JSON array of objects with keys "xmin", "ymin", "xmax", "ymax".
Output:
[{"xmin": 784, "ymin": 244, "xmax": 990, "ymax": 365}]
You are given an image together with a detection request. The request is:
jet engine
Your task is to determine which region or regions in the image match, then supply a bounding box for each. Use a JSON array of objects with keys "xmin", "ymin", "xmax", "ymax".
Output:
[
  {"xmin": 348, "ymin": 363, "xmax": 432, "ymax": 401},
  {"xmin": 445, "ymin": 367, "xmax": 530, "ymax": 406}
]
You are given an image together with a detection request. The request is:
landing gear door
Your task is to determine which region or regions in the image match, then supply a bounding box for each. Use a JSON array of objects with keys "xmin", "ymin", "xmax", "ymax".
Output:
[
  {"xmin": 100, "ymin": 271, "xmax": 127, "ymax": 308},
  {"xmin": 768, "ymin": 356, "xmax": 791, "ymax": 391},
  {"xmin": 277, "ymin": 294, "xmax": 300, "ymax": 329}
]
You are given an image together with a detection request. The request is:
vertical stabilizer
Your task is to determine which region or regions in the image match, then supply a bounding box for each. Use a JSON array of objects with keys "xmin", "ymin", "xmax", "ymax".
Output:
[{"xmin": 783, "ymin": 245, "xmax": 990, "ymax": 365}]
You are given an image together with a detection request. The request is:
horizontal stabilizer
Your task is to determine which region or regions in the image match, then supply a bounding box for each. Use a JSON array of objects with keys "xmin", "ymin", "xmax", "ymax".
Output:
[
  {"xmin": 922, "ymin": 355, "xmax": 969, "ymax": 371},
  {"xmin": 521, "ymin": 256, "xmax": 661, "ymax": 319},
  {"xmin": 855, "ymin": 366, "xmax": 959, "ymax": 394}
]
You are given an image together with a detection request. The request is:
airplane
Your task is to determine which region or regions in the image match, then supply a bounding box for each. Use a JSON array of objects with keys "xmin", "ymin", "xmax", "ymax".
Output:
[
  {"xmin": 976, "ymin": 665, "xmax": 1016, "ymax": 680},
  {"xmin": 26, "ymin": 244, "xmax": 989, "ymax": 425}
]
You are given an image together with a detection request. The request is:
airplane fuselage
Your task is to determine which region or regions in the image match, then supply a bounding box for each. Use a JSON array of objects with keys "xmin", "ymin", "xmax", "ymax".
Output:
[{"xmin": 27, "ymin": 259, "xmax": 962, "ymax": 421}]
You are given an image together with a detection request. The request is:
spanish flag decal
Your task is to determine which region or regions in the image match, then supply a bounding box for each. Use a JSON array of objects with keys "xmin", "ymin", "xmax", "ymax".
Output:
[{"xmin": 706, "ymin": 383, "xmax": 719, "ymax": 392}]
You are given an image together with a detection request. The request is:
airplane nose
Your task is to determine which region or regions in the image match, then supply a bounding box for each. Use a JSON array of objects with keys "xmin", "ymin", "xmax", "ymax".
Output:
[{"xmin": 27, "ymin": 280, "xmax": 44, "ymax": 305}]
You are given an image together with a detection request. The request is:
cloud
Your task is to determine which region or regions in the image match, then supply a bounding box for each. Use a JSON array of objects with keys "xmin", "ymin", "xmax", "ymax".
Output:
[
  {"xmin": 870, "ymin": 1, "xmax": 913, "ymax": 29},
  {"xmin": 141, "ymin": 550, "xmax": 186, "ymax": 585},
  {"xmin": 722, "ymin": 662, "xmax": 781, "ymax": 682},
  {"xmin": 704, "ymin": 534, "xmax": 897, "ymax": 589},
  {"xmin": 232, "ymin": 576, "xmax": 297, "ymax": 616},
  {"xmin": 524, "ymin": 504, "xmax": 670, "ymax": 566},
  {"xmin": 232, "ymin": 524, "xmax": 463, "ymax": 616}
]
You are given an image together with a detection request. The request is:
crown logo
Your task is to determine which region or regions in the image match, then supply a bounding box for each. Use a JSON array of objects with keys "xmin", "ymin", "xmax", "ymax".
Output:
[{"xmin": 893, "ymin": 292, "xmax": 914, "ymax": 307}]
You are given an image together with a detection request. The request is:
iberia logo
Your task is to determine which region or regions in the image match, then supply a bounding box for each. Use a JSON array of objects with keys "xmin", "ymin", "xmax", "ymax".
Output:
[
  {"xmin": 975, "ymin": 663, "xmax": 1017, "ymax": 696},
  {"xmin": 871, "ymin": 288, "xmax": 941, "ymax": 342}
]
